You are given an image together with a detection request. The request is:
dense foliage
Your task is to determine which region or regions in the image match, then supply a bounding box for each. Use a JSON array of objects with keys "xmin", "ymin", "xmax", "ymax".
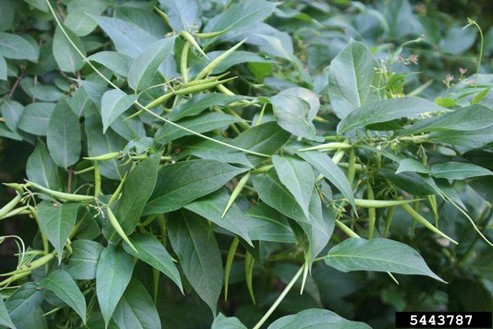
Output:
[{"xmin": 1, "ymin": 0, "xmax": 493, "ymax": 328}]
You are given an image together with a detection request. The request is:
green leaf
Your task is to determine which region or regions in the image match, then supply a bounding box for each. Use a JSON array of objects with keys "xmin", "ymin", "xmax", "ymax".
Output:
[
  {"xmin": 0, "ymin": 0, "xmax": 15, "ymax": 32},
  {"xmin": 0, "ymin": 296, "xmax": 16, "ymax": 329},
  {"xmin": 203, "ymin": 0, "xmax": 277, "ymax": 35},
  {"xmin": 155, "ymin": 112, "xmax": 244, "ymax": 143},
  {"xmin": 18, "ymin": 102, "xmax": 55, "ymax": 136},
  {"xmin": 324, "ymin": 238, "xmax": 444, "ymax": 282},
  {"xmin": 270, "ymin": 93, "xmax": 323, "ymax": 142},
  {"xmin": 244, "ymin": 203, "xmax": 296, "ymax": 243},
  {"xmin": 297, "ymin": 151, "xmax": 356, "ymax": 212},
  {"xmin": 396, "ymin": 158, "xmax": 431, "ymax": 175},
  {"xmin": 52, "ymin": 25, "xmax": 85, "ymax": 72},
  {"xmin": 144, "ymin": 159, "xmax": 247, "ymax": 214},
  {"xmin": 85, "ymin": 110, "xmax": 129, "ymax": 180},
  {"xmin": 64, "ymin": 0, "xmax": 108, "ymax": 36},
  {"xmin": 338, "ymin": 97, "xmax": 446, "ymax": 134},
  {"xmin": 5, "ymin": 283, "xmax": 44, "ymax": 328},
  {"xmin": 88, "ymin": 51, "xmax": 132, "ymax": 77},
  {"xmin": 273, "ymin": 155, "xmax": 315, "ymax": 219},
  {"xmin": 212, "ymin": 313, "xmax": 247, "ymax": 329},
  {"xmin": 0, "ymin": 100, "xmax": 23, "ymax": 133},
  {"xmin": 280, "ymin": 87, "xmax": 320, "ymax": 121},
  {"xmin": 328, "ymin": 40, "xmax": 379, "ymax": 119},
  {"xmin": 109, "ymin": 111, "xmax": 146, "ymax": 141},
  {"xmin": 47, "ymin": 100, "xmax": 82, "ymax": 169},
  {"xmin": 107, "ymin": 154, "xmax": 160, "ymax": 242},
  {"xmin": 158, "ymin": 0, "xmax": 200, "ymax": 32},
  {"xmin": 37, "ymin": 201, "xmax": 79, "ymax": 264},
  {"xmin": 168, "ymin": 94, "xmax": 247, "ymax": 121},
  {"xmin": 429, "ymin": 127, "xmax": 493, "ymax": 149},
  {"xmin": 439, "ymin": 26, "xmax": 477, "ymax": 55},
  {"xmin": 184, "ymin": 189, "xmax": 252, "ymax": 245},
  {"xmin": 233, "ymin": 121, "xmax": 291, "ymax": 155},
  {"xmin": 67, "ymin": 240, "xmax": 104, "ymax": 280},
  {"xmin": 122, "ymin": 234, "xmax": 183, "ymax": 292},
  {"xmin": 91, "ymin": 15, "xmax": 158, "ymax": 58},
  {"xmin": 0, "ymin": 32, "xmax": 38, "ymax": 61},
  {"xmin": 0, "ymin": 55, "xmax": 7, "ymax": 80},
  {"xmin": 267, "ymin": 308, "xmax": 372, "ymax": 329},
  {"xmin": 38, "ymin": 270, "xmax": 87, "ymax": 324},
  {"xmin": 128, "ymin": 36, "xmax": 176, "ymax": 91},
  {"xmin": 101, "ymin": 89, "xmax": 137, "ymax": 133},
  {"xmin": 379, "ymin": 166, "xmax": 436, "ymax": 196},
  {"xmin": 168, "ymin": 211, "xmax": 223, "ymax": 315},
  {"xmin": 26, "ymin": 140, "xmax": 63, "ymax": 190},
  {"xmin": 113, "ymin": 279, "xmax": 161, "ymax": 329},
  {"xmin": 96, "ymin": 245, "xmax": 135, "ymax": 327},
  {"xmin": 400, "ymin": 104, "xmax": 493, "ymax": 135},
  {"xmin": 431, "ymin": 162, "xmax": 493, "ymax": 180}
]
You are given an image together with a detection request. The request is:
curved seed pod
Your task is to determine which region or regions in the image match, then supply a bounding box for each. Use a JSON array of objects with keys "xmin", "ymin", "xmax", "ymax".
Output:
[
  {"xmin": 194, "ymin": 39, "xmax": 246, "ymax": 81},
  {"xmin": 354, "ymin": 198, "xmax": 423, "ymax": 208},
  {"xmin": 106, "ymin": 206, "xmax": 138, "ymax": 253},
  {"xmin": 84, "ymin": 152, "xmax": 121, "ymax": 161},
  {"xmin": 224, "ymin": 237, "xmax": 239, "ymax": 301},
  {"xmin": 222, "ymin": 172, "xmax": 250, "ymax": 218},
  {"xmin": 26, "ymin": 181, "xmax": 95, "ymax": 202},
  {"xmin": 367, "ymin": 184, "xmax": 376, "ymax": 239},
  {"xmin": 0, "ymin": 193, "xmax": 22, "ymax": 219}
]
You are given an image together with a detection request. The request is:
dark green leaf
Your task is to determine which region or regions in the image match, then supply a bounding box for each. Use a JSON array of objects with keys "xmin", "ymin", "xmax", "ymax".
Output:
[
  {"xmin": 212, "ymin": 313, "xmax": 247, "ymax": 329},
  {"xmin": 69, "ymin": 87, "xmax": 97, "ymax": 117},
  {"xmin": 168, "ymin": 94, "xmax": 247, "ymax": 121},
  {"xmin": 396, "ymin": 159, "xmax": 431, "ymax": 175},
  {"xmin": 65, "ymin": 0, "xmax": 108, "ymax": 36},
  {"xmin": 47, "ymin": 100, "xmax": 81, "ymax": 168},
  {"xmin": 87, "ymin": 51, "xmax": 132, "ymax": 77},
  {"xmin": 26, "ymin": 140, "xmax": 63, "ymax": 190},
  {"xmin": 96, "ymin": 245, "xmax": 135, "ymax": 327},
  {"xmin": 280, "ymin": 87, "xmax": 320, "ymax": 121},
  {"xmin": 85, "ymin": 110, "xmax": 129, "ymax": 180},
  {"xmin": 5, "ymin": 283, "xmax": 44, "ymax": 327},
  {"xmin": 233, "ymin": 121, "xmax": 291, "ymax": 155},
  {"xmin": 429, "ymin": 127, "xmax": 493, "ymax": 149},
  {"xmin": 267, "ymin": 308, "xmax": 372, "ymax": 329},
  {"xmin": 0, "ymin": 100, "xmax": 23, "ymax": 133},
  {"xmin": 0, "ymin": 296, "xmax": 16, "ymax": 329},
  {"xmin": 325, "ymin": 238, "xmax": 444, "ymax": 282},
  {"xmin": 101, "ymin": 89, "xmax": 137, "ymax": 133},
  {"xmin": 273, "ymin": 155, "xmax": 315, "ymax": 219},
  {"xmin": 0, "ymin": 32, "xmax": 38, "ymax": 61},
  {"xmin": 431, "ymin": 162, "xmax": 493, "ymax": 180},
  {"xmin": 439, "ymin": 26, "xmax": 477, "ymax": 55},
  {"xmin": 158, "ymin": 0, "xmax": 200, "ymax": 32},
  {"xmin": 328, "ymin": 40, "xmax": 379, "ymax": 119},
  {"xmin": 37, "ymin": 201, "xmax": 79, "ymax": 264},
  {"xmin": 184, "ymin": 189, "xmax": 252, "ymax": 245},
  {"xmin": 105, "ymin": 154, "xmax": 160, "ymax": 242},
  {"xmin": 109, "ymin": 111, "xmax": 146, "ymax": 141},
  {"xmin": 113, "ymin": 279, "xmax": 161, "ymax": 329},
  {"xmin": 128, "ymin": 36, "xmax": 176, "ymax": 90},
  {"xmin": 244, "ymin": 203, "xmax": 296, "ymax": 243},
  {"xmin": 144, "ymin": 159, "xmax": 247, "ymax": 214},
  {"xmin": 168, "ymin": 212, "xmax": 223, "ymax": 315},
  {"xmin": 91, "ymin": 15, "xmax": 157, "ymax": 58},
  {"xmin": 271, "ymin": 93, "xmax": 323, "ymax": 142},
  {"xmin": 18, "ymin": 102, "xmax": 55, "ymax": 136},
  {"xmin": 53, "ymin": 25, "xmax": 85, "ymax": 72},
  {"xmin": 122, "ymin": 234, "xmax": 182, "ymax": 291},
  {"xmin": 67, "ymin": 240, "xmax": 104, "ymax": 280},
  {"xmin": 297, "ymin": 151, "xmax": 356, "ymax": 211},
  {"xmin": 38, "ymin": 270, "xmax": 87, "ymax": 324},
  {"xmin": 0, "ymin": 0, "xmax": 15, "ymax": 32},
  {"xmin": 155, "ymin": 112, "xmax": 244, "ymax": 143},
  {"xmin": 203, "ymin": 0, "xmax": 277, "ymax": 35},
  {"xmin": 338, "ymin": 97, "xmax": 446, "ymax": 134},
  {"xmin": 0, "ymin": 55, "xmax": 7, "ymax": 80},
  {"xmin": 379, "ymin": 166, "xmax": 436, "ymax": 196}
]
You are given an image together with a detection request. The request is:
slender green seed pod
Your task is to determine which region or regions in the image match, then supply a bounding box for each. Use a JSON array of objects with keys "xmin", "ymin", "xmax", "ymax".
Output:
[
  {"xmin": 0, "ymin": 193, "xmax": 22, "ymax": 219},
  {"xmin": 354, "ymin": 198, "xmax": 423, "ymax": 208},
  {"xmin": 181, "ymin": 41, "xmax": 190, "ymax": 83},
  {"xmin": 400, "ymin": 203, "xmax": 458, "ymax": 244},
  {"xmin": 224, "ymin": 237, "xmax": 239, "ymax": 301},
  {"xmin": 94, "ymin": 161, "xmax": 101, "ymax": 198},
  {"xmin": 245, "ymin": 251, "xmax": 256, "ymax": 304},
  {"xmin": 2, "ymin": 183, "xmax": 24, "ymax": 193},
  {"xmin": 222, "ymin": 172, "xmax": 250, "ymax": 218},
  {"xmin": 0, "ymin": 205, "xmax": 29, "ymax": 221},
  {"xmin": 26, "ymin": 181, "xmax": 95, "ymax": 202},
  {"xmin": 366, "ymin": 184, "xmax": 376, "ymax": 240},
  {"xmin": 194, "ymin": 39, "xmax": 246, "ymax": 81},
  {"xmin": 251, "ymin": 165, "xmax": 274, "ymax": 175},
  {"xmin": 106, "ymin": 206, "xmax": 138, "ymax": 253},
  {"xmin": 347, "ymin": 148, "xmax": 356, "ymax": 185},
  {"xmin": 427, "ymin": 194, "xmax": 439, "ymax": 226},
  {"xmin": 0, "ymin": 269, "xmax": 31, "ymax": 286},
  {"xmin": 331, "ymin": 149, "xmax": 345, "ymax": 164},
  {"xmin": 383, "ymin": 206, "xmax": 395, "ymax": 237},
  {"xmin": 174, "ymin": 77, "xmax": 237, "ymax": 95},
  {"xmin": 1, "ymin": 252, "xmax": 55, "ymax": 277},
  {"xmin": 154, "ymin": 6, "xmax": 172, "ymax": 29},
  {"xmin": 145, "ymin": 91, "xmax": 174, "ymax": 110},
  {"xmin": 335, "ymin": 220, "xmax": 360, "ymax": 238},
  {"xmin": 216, "ymin": 84, "xmax": 236, "ymax": 95},
  {"xmin": 195, "ymin": 29, "xmax": 229, "ymax": 39},
  {"xmin": 109, "ymin": 172, "xmax": 128, "ymax": 206},
  {"xmin": 84, "ymin": 152, "xmax": 120, "ymax": 161},
  {"xmin": 181, "ymin": 72, "xmax": 229, "ymax": 88},
  {"xmin": 180, "ymin": 31, "xmax": 208, "ymax": 58},
  {"xmin": 298, "ymin": 142, "xmax": 352, "ymax": 152}
]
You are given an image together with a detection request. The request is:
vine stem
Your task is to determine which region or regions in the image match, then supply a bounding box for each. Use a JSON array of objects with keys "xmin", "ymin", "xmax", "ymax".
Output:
[
  {"xmin": 44, "ymin": 0, "xmax": 269, "ymax": 159},
  {"xmin": 252, "ymin": 265, "xmax": 304, "ymax": 329}
]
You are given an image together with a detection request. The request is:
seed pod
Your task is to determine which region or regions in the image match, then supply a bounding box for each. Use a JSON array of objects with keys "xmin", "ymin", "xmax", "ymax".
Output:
[
  {"xmin": 0, "ymin": 193, "xmax": 22, "ymax": 219},
  {"xmin": 180, "ymin": 31, "xmax": 208, "ymax": 58},
  {"xmin": 84, "ymin": 152, "xmax": 121, "ymax": 161},
  {"xmin": 354, "ymin": 198, "xmax": 423, "ymax": 208},
  {"xmin": 106, "ymin": 206, "xmax": 138, "ymax": 253},
  {"xmin": 26, "ymin": 181, "xmax": 95, "ymax": 202},
  {"xmin": 298, "ymin": 142, "xmax": 352, "ymax": 152},
  {"xmin": 224, "ymin": 237, "xmax": 239, "ymax": 301},
  {"xmin": 366, "ymin": 184, "xmax": 376, "ymax": 240},
  {"xmin": 194, "ymin": 39, "xmax": 246, "ymax": 81},
  {"xmin": 222, "ymin": 172, "xmax": 250, "ymax": 218}
]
